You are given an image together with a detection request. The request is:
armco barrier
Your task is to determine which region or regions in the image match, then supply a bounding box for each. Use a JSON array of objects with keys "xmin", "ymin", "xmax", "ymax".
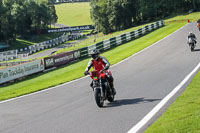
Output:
[
  {"xmin": 25, "ymin": 34, "xmax": 69, "ymax": 55},
  {"xmin": 81, "ymin": 20, "xmax": 164, "ymax": 56},
  {"xmin": 0, "ymin": 50, "xmax": 18, "ymax": 62},
  {"xmin": 0, "ymin": 34, "xmax": 69, "ymax": 62},
  {"xmin": 0, "ymin": 20, "xmax": 164, "ymax": 84}
]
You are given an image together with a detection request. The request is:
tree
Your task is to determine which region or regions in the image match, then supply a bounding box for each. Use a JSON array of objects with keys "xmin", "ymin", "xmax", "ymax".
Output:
[
  {"xmin": 0, "ymin": 0, "xmax": 58, "ymax": 42},
  {"xmin": 90, "ymin": 0, "xmax": 195, "ymax": 34}
]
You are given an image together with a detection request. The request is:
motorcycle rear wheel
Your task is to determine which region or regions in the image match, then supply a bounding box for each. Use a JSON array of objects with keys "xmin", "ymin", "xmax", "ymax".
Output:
[{"xmin": 94, "ymin": 89, "xmax": 104, "ymax": 107}]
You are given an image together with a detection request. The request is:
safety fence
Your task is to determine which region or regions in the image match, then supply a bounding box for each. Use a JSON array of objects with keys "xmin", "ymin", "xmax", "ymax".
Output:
[
  {"xmin": 80, "ymin": 20, "xmax": 164, "ymax": 58},
  {"xmin": 0, "ymin": 20, "xmax": 164, "ymax": 84},
  {"xmin": 18, "ymin": 33, "xmax": 69, "ymax": 55},
  {"xmin": 0, "ymin": 50, "xmax": 18, "ymax": 62},
  {"xmin": 0, "ymin": 33, "xmax": 69, "ymax": 62}
]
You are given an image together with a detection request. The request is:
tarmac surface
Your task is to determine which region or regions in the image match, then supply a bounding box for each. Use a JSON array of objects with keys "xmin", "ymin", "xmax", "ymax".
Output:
[{"xmin": 0, "ymin": 23, "xmax": 200, "ymax": 133}]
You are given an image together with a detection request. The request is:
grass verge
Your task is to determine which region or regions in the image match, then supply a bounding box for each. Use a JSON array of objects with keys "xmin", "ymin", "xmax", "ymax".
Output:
[
  {"xmin": 0, "ymin": 22, "xmax": 185, "ymax": 101},
  {"xmin": 55, "ymin": 2, "xmax": 92, "ymax": 26},
  {"xmin": 144, "ymin": 71, "xmax": 200, "ymax": 132}
]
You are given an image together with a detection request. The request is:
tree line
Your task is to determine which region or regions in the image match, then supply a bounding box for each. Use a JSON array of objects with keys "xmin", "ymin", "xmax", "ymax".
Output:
[
  {"xmin": 90, "ymin": 0, "xmax": 199, "ymax": 34},
  {"xmin": 0, "ymin": 0, "xmax": 57, "ymax": 42}
]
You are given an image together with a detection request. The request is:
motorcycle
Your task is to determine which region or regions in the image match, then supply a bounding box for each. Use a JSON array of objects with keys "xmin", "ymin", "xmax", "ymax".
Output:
[
  {"xmin": 197, "ymin": 23, "xmax": 200, "ymax": 31},
  {"xmin": 89, "ymin": 70, "xmax": 115, "ymax": 107},
  {"xmin": 188, "ymin": 37, "xmax": 196, "ymax": 51}
]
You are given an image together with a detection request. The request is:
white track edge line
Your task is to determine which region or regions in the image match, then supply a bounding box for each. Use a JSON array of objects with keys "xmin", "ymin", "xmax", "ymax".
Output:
[
  {"xmin": 127, "ymin": 62, "xmax": 200, "ymax": 133},
  {"xmin": 0, "ymin": 24, "xmax": 188, "ymax": 104}
]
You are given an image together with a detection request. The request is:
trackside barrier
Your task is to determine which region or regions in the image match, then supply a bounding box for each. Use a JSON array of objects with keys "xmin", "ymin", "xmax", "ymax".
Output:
[
  {"xmin": 43, "ymin": 50, "xmax": 81, "ymax": 69},
  {"xmin": 0, "ymin": 50, "xmax": 18, "ymax": 62},
  {"xmin": 0, "ymin": 59, "xmax": 45, "ymax": 84},
  {"xmin": 21, "ymin": 33, "xmax": 69, "ymax": 55},
  {"xmin": 82, "ymin": 20, "xmax": 164, "ymax": 56},
  {"xmin": 0, "ymin": 34, "xmax": 69, "ymax": 62},
  {"xmin": 0, "ymin": 20, "xmax": 164, "ymax": 84}
]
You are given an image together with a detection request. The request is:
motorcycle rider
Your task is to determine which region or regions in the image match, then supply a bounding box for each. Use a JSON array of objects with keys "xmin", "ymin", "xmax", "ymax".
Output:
[
  {"xmin": 187, "ymin": 31, "xmax": 197, "ymax": 44},
  {"xmin": 84, "ymin": 49, "xmax": 116, "ymax": 95}
]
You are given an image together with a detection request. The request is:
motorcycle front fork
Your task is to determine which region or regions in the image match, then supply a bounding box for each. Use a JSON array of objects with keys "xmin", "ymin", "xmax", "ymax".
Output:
[{"xmin": 99, "ymin": 80, "xmax": 104, "ymax": 98}]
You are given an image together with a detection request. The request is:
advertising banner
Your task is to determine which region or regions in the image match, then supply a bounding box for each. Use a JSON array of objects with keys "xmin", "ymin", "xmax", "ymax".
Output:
[
  {"xmin": 44, "ymin": 57, "xmax": 55, "ymax": 69},
  {"xmin": 47, "ymin": 25, "xmax": 95, "ymax": 33},
  {"xmin": 31, "ymin": 25, "xmax": 94, "ymax": 34},
  {"xmin": 0, "ymin": 59, "xmax": 44, "ymax": 84},
  {"xmin": 53, "ymin": 50, "xmax": 81, "ymax": 67}
]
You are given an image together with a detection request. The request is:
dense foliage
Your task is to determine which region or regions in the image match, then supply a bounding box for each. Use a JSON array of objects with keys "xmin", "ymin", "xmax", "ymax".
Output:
[
  {"xmin": 90, "ymin": 0, "xmax": 199, "ymax": 34},
  {"xmin": 0, "ymin": 0, "xmax": 57, "ymax": 42}
]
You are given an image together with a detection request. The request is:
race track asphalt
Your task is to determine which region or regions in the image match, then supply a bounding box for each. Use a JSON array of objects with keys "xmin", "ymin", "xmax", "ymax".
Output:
[{"xmin": 0, "ymin": 23, "xmax": 200, "ymax": 133}]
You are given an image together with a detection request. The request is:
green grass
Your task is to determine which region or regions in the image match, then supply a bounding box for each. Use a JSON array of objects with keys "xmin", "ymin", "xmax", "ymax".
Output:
[
  {"xmin": 0, "ymin": 21, "xmax": 185, "ymax": 101},
  {"xmin": 165, "ymin": 12, "xmax": 200, "ymax": 24},
  {"xmin": 55, "ymin": 2, "xmax": 92, "ymax": 26},
  {"xmin": 145, "ymin": 71, "xmax": 200, "ymax": 133}
]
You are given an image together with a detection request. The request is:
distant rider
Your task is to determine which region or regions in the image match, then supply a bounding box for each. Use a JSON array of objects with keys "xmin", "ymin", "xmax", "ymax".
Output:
[
  {"xmin": 187, "ymin": 31, "xmax": 197, "ymax": 44},
  {"xmin": 84, "ymin": 49, "xmax": 116, "ymax": 95}
]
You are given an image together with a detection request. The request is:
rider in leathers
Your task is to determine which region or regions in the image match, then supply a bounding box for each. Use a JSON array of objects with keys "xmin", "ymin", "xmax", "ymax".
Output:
[
  {"xmin": 84, "ymin": 49, "xmax": 116, "ymax": 95},
  {"xmin": 187, "ymin": 31, "xmax": 197, "ymax": 44}
]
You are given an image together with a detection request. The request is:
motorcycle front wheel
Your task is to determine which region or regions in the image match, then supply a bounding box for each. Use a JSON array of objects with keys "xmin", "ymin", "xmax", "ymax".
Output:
[
  {"xmin": 94, "ymin": 89, "xmax": 104, "ymax": 107},
  {"xmin": 191, "ymin": 45, "xmax": 194, "ymax": 51},
  {"xmin": 108, "ymin": 94, "xmax": 114, "ymax": 102}
]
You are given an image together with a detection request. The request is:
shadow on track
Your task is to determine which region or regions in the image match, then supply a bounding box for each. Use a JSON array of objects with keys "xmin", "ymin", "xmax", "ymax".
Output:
[{"xmin": 105, "ymin": 98, "xmax": 161, "ymax": 108}]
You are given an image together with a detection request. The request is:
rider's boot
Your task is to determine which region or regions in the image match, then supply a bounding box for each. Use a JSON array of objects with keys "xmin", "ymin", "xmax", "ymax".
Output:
[{"xmin": 90, "ymin": 82, "xmax": 94, "ymax": 91}]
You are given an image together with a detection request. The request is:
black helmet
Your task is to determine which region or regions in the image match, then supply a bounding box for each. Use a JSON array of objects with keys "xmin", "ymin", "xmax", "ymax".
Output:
[{"xmin": 91, "ymin": 49, "xmax": 100, "ymax": 60}]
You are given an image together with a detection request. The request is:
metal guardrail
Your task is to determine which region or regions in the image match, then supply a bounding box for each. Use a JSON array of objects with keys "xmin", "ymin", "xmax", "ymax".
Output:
[
  {"xmin": 0, "ymin": 33, "xmax": 69, "ymax": 62},
  {"xmin": 79, "ymin": 20, "xmax": 164, "ymax": 58}
]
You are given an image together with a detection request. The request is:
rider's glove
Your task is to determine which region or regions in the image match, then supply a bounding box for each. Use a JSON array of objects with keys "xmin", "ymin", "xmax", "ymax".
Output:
[{"xmin": 84, "ymin": 71, "xmax": 89, "ymax": 75}]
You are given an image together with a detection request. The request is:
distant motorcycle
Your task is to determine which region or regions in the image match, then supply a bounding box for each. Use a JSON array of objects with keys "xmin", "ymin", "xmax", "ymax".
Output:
[
  {"xmin": 88, "ymin": 70, "xmax": 115, "ymax": 107},
  {"xmin": 188, "ymin": 37, "xmax": 196, "ymax": 51},
  {"xmin": 197, "ymin": 22, "xmax": 200, "ymax": 31}
]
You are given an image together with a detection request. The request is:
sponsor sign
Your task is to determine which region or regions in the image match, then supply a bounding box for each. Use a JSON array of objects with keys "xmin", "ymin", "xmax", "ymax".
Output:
[
  {"xmin": 31, "ymin": 25, "xmax": 94, "ymax": 34},
  {"xmin": 53, "ymin": 50, "xmax": 81, "ymax": 67},
  {"xmin": 0, "ymin": 60, "xmax": 44, "ymax": 84},
  {"xmin": 48, "ymin": 25, "xmax": 94, "ymax": 33},
  {"xmin": 44, "ymin": 57, "xmax": 55, "ymax": 69}
]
